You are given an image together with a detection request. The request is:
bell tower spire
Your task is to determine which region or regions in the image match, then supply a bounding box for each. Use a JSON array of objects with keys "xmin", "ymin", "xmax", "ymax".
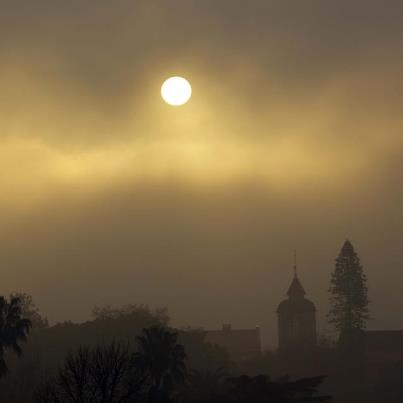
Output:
[{"xmin": 277, "ymin": 253, "xmax": 317, "ymax": 352}]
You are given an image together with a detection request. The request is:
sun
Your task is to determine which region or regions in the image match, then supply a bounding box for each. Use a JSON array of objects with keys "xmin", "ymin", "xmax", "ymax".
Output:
[{"xmin": 161, "ymin": 77, "xmax": 192, "ymax": 106}]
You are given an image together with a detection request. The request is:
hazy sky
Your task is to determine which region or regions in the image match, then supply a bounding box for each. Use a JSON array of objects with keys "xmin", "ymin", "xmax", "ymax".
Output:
[{"xmin": 0, "ymin": 0, "xmax": 402, "ymax": 345}]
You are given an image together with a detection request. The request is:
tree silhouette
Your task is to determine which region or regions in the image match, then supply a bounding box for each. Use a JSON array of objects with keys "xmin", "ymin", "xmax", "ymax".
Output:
[
  {"xmin": 34, "ymin": 343, "xmax": 147, "ymax": 403},
  {"xmin": 328, "ymin": 240, "xmax": 369, "ymax": 332},
  {"xmin": 135, "ymin": 326, "xmax": 186, "ymax": 403},
  {"xmin": 10, "ymin": 293, "xmax": 49, "ymax": 330},
  {"xmin": 92, "ymin": 304, "xmax": 169, "ymax": 326},
  {"xmin": 0, "ymin": 296, "xmax": 31, "ymax": 376}
]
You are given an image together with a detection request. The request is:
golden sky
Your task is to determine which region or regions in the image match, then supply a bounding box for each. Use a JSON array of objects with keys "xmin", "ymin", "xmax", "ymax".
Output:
[{"xmin": 0, "ymin": 0, "xmax": 402, "ymax": 343}]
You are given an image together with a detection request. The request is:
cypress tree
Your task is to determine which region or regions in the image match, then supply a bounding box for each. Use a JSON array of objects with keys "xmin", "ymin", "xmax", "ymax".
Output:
[{"xmin": 328, "ymin": 240, "xmax": 369, "ymax": 331}]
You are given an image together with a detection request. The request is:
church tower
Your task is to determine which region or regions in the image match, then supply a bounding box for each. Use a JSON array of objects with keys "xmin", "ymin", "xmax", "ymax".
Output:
[{"xmin": 277, "ymin": 258, "xmax": 317, "ymax": 353}]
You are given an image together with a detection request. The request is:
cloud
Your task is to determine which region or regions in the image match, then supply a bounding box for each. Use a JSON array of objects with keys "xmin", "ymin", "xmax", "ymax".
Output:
[{"xmin": 0, "ymin": 0, "xmax": 402, "ymax": 341}]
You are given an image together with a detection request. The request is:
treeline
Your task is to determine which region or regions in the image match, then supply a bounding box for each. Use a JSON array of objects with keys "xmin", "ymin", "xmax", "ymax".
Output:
[
  {"xmin": 33, "ymin": 327, "xmax": 331, "ymax": 403},
  {"xmin": 0, "ymin": 296, "xmax": 331, "ymax": 402}
]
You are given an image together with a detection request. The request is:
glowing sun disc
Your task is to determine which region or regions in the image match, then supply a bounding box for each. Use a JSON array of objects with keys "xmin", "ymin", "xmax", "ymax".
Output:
[{"xmin": 161, "ymin": 77, "xmax": 192, "ymax": 106}]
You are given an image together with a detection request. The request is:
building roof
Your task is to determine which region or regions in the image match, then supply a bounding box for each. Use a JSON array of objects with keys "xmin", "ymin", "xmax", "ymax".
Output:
[
  {"xmin": 287, "ymin": 275, "xmax": 306, "ymax": 298},
  {"xmin": 205, "ymin": 324, "xmax": 261, "ymax": 361},
  {"xmin": 277, "ymin": 273, "xmax": 315, "ymax": 313}
]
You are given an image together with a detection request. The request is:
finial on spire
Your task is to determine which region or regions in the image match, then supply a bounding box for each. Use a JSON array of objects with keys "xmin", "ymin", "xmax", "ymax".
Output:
[{"xmin": 293, "ymin": 249, "xmax": 297, "ymax": 277}]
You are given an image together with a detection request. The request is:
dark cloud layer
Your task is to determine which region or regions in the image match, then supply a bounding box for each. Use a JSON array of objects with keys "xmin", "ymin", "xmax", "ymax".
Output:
[{"xmin": 0, "ymin": 0, "xmax": 402, "ymax": 345}]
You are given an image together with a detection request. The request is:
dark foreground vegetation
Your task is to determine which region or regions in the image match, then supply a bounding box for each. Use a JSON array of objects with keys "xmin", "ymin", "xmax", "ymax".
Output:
[
  {"xmin": 33, "ymin": 331, "xmax": 331, "ymax": 403},
  {"xmin": 0, "ymin": 297, "xmax": 333, "ymax": 403},
  {"xmin": 0, "ymin": 292, "xmax": 402, "ymax": 402}
]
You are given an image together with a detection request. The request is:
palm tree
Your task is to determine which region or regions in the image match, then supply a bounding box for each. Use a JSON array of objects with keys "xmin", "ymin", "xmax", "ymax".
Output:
[
  {"xmin": 135, "ymin": 326, "xmax": 187, "ymax": 403},
  {"xmin": 0, "ymin": 296, "xmax": 31, "ymax": 376}
]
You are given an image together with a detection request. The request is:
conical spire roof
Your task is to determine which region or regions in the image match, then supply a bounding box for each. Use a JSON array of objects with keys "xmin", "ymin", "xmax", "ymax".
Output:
[
  {"xmin": 278, "ymin": 271, "xmax": 315, "ymax": 314},
  {"xmin": 287, "ymin": 274, "xmax": 306, "ymax": 298}
]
